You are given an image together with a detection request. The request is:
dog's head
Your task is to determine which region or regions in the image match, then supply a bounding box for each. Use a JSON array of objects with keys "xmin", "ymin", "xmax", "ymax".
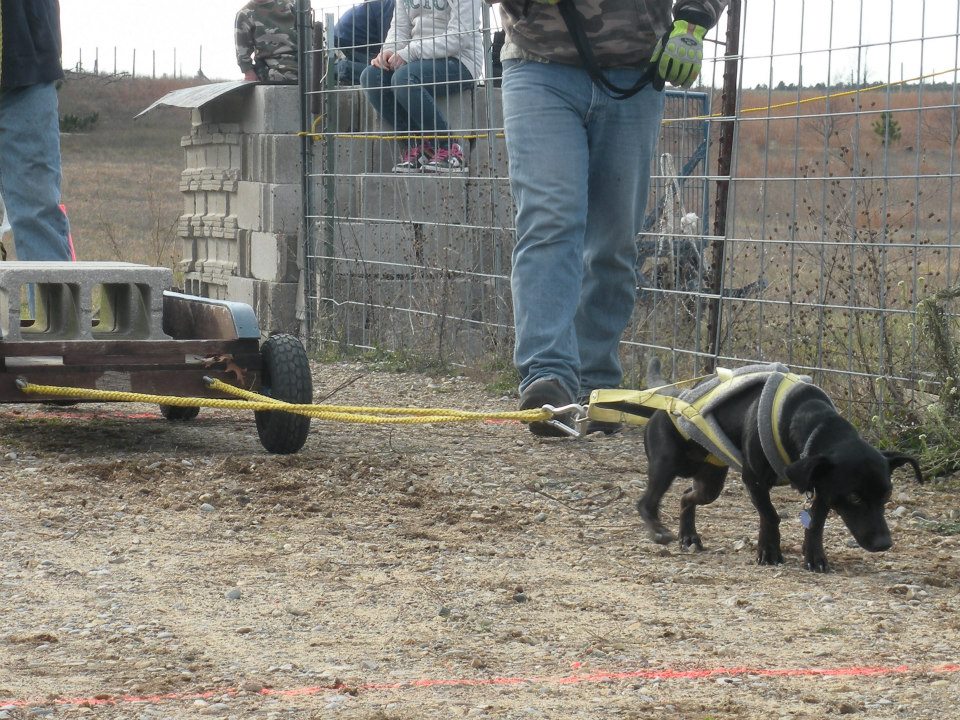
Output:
[{"xmin": 785, "ymin": 446, "xmax": 923, "ymax": 552}]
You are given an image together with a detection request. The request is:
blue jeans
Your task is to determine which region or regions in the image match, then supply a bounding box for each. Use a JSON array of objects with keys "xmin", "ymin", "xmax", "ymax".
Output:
[
  {"xmin": 503, "ymin": 59, "xmax": 665, "ymax": 399},
  {"xmin": 0, "ymin": 82, "xmax": 72, "ymax": 261},
  {"xmin": 360, "ymin": 58, "xmax": 473, "ymax": 151}
]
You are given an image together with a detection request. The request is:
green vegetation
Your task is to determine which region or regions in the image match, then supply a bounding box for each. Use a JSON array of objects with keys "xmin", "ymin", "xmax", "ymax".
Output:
[
  {"xmin": 872, "ymin": 111, "xmax": 902, "ymax": 145},
  {"xmin": 60, "ymin": 111, "xmax": 100, "ymax": 133}
]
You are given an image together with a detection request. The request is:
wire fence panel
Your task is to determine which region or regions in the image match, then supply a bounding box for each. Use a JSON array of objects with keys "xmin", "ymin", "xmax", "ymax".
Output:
[{"xmin": 302, "ymin": 0, "xmax": 960, "ymax": 423}]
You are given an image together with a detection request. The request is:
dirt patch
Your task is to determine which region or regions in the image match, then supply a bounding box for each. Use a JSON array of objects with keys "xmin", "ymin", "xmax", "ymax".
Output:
[{"xmin": 0, "ymin": 361, "xmax": 957, "ymax": 719}]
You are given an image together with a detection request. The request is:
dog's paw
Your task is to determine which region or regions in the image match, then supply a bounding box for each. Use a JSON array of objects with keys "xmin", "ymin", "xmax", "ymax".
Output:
[
  {"xmin": 680, "ymin": 534, "xmax": 703, "ymax": 551},
  {"xmin": 804, "ymin": 556, "xmax": 830, "ymax": 573},
  {"xmin": 648, "ymin": 527, "xmax": 676, "ymax": 545},
  {"xmin": 756, "ymin": 547, "xmax": 784, "ymax": 565}
]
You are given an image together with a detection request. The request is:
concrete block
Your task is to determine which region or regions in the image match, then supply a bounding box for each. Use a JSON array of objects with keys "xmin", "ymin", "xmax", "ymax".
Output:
[
  {"xmin": 250, "ymin": 231, "xmax": 299, "ymax": 283},
  {"xmin": 183, "ymin": 273, "xmax": 229, "ymax": 301},
  {"xmin": 0, "ymin": 261, "xmax": 172, "ymax": 342},
  {"xmin": 180, "ymin": 169, "xmax": 240, "ymax": 193},
  {"xmin": 358, "ymin": 173, "xmax": 469, "ymax": 224},
  {"xmin": 326, "ymin": 287, "xmax": 493, "ymax": 363},
  {"xmin": 236, "ymin": 181, "xmax": 301, "ymax": 234},
  {"xmin": 226, "ymin": 277, "xmax": 299, "ymax": 336},
  {"xmin": 311, "ymin": 170, "xmax": 362, "ymax": 221},
  {"xmin": 464, "ymin": 175, "xmax": 515, "ymax": 231},
  {"xmin": 325, "ymin": 87, "xmax": 366, "ymax": 133},
  {"xmin": 200, "ymin": 85, "xmax": 300, "ymax": 135},
  {"xmin": 471, "ymin": 86, "xmax": 503, "ymax": 132},
  {"xmin": 243, "ymin": 133, "xmax": 302, "ymax": 184}
]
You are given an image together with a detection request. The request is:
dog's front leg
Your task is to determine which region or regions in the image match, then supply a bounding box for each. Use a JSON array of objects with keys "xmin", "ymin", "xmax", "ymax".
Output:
[
  {"xmin": 743, "ymin": 476, "xmax": 783, "ymax": 565},
  {"xmin": 802, "ymin": 496, "xmax": 831, "ymax": 572}
]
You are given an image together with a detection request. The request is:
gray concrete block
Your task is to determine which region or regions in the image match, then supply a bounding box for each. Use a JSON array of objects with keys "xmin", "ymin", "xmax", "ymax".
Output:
[
  {"xmin": 358, "ymin": 173, "xmax": 469, "ymax": 224},
  {"xmin": 311, "ymin": 171, "xmax": 363, "ymax": 221},
  {"xmin": 242, "ymin": 133, "xmax": 302, "ymax": 184},
  {"xmin": 226, "ymin": 277, "xmax": 299, "ymax": 336},
  {"xmin": 183, "ymin": 273, "xmax": 229, "ymax": 301},
  {"xmin": 250, "ymin": 231, "xmax": 299, "ymax": 283},
  {"xmin": 201, "ymin": 85, "xmax": 300, "ymax": 135},
  {"xmin": 465, "ymin": 176, "xmax": 515, "ymax": 231},
  {"xmin": 471, "ymin": 86, "xmax": 504, "ymax": 132},
  {"xmin": 325, "ymin": 87, "xmax": 366, "ymax": 133},
  {"xmin": 180, "ymin": 169, "xmax": 240, "ymax": 193},
  {"xmin": 236, "ymin": 181, "xmax": 301, "ymax": 234},
  {"xmin": 0, "ymin": 261, "xmax": 172, "ymax": 342}
]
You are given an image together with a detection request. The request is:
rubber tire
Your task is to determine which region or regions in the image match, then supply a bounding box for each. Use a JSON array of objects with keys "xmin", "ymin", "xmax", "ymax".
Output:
[
  {"xmin": 255, "ymin": 334, "xmax": 312, "ymax": 454},
  {"xmin": 160, "ymin": 405, "xmax": 201, "ymax": 421}
]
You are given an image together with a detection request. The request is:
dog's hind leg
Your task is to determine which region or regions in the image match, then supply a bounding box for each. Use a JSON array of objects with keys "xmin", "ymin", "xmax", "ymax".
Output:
[
  {"xmin": 678, "ymin": 465, "xmax": 727, "ymax": 550},
  {"xmin": 637, "ymin": 456, "xmax": 678, "ymax": 545}
]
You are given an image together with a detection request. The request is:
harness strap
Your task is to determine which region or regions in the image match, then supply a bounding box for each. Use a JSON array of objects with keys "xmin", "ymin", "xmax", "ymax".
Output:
[{"xmin": 588, "ymin": 365, "xmax": 827, "ymax": 476}]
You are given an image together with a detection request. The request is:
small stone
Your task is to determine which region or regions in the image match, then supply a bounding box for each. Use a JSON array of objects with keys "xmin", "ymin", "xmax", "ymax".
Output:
[
  {"xmin": 225, "ymin": 588, "xmax": 242, "ymax": 600},
  {"xmin": 838, "ymin": 702, "xmax": 859, "ymax": 714},
  {"xmin": 438, "ymin": 606, "xmax": 451, "ymax": 617},
  {"xmin": 534, "ymin": 512, "xmax": 547, "ymax": 523},
  {"xmin": 513, "ymin": 592, "xmax": 528, "ymax": 603},
  {"xmin": 200, "ymin": 503, "xmax": 216, "ymax": 513},
  {"xmin": 235, "ymin": 627, "xmax": 254, "ymax": 634}
]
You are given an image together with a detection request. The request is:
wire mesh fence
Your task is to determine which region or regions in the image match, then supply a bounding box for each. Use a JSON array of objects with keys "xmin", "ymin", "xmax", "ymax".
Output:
[{"xmin": 301, "ymin": 0, "xmax": 960, "ymax": 424}]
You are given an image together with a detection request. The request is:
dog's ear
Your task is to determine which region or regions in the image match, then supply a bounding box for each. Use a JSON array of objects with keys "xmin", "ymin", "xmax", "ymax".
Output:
[
  {"xmin": 883, "ymin": 451, "xmax": 924, "ymax": 483},
  {"xmin": 785, "ymin": 455, "xmax": 831, "ymax": 493}
]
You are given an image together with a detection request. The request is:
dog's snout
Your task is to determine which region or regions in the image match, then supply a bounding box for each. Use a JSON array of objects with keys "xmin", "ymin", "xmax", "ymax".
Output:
[{"xmin": 863, "ymin": 533, "xmax": 892, "ymax": 552}]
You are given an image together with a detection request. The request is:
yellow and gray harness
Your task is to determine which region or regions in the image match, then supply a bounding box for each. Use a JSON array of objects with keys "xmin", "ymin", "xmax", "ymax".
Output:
[{"xmin": 588, "ymin": 363, "xmax": 834, "ymax": 478}]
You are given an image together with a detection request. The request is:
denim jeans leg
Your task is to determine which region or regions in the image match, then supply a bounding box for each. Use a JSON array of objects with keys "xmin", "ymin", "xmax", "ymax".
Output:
[
  {"xmin": 0, "ymin": 82, "xmax": 72, "ymax": 262},
  {"xmin": 360, "ymin": 65, "xmax": 413, "ymax": 150},
  {"xmin": 576, "ymin": 77, "xmax": 664, "ymax": 393},
  {"xmin": 391, "ymin": 59, "xmax": 472, "ymax": 151},
  {"xmin": 503, "ymin": 60, "xmax": 594, "ymax": 399}
]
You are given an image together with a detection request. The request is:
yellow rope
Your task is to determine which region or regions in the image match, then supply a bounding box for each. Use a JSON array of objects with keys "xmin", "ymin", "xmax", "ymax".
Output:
[{"xmin": 15, "ymin": 379, "xmax": 552, "ymax": 426}]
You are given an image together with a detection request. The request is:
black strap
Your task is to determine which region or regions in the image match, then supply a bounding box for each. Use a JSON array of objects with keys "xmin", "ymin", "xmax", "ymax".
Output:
[{"xmin": 556, "ymin": 0, "xmax": 657, "ymax": 100}]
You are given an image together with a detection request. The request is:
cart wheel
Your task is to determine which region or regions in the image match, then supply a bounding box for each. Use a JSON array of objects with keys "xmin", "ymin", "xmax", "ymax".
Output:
[
  {"xmin": 255, "ymin": 334, "xmax": 312, "ymax": 454},
  {"xmin": 160, "ymin": 405, "xmax": 200, "ymax": 421}
]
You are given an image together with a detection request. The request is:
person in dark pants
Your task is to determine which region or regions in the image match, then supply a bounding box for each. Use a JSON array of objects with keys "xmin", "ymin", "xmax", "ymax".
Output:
[
  {"xmin": 334, "ymin": 0, "xmax": 396, "ymax": 85},
  {"xmin": 0, "ymin": 0, "xmax": 73, "ymax": 262}
]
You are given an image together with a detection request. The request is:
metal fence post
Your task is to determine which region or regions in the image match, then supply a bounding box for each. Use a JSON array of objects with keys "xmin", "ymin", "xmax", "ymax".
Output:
[{"xmin": 705, "ymin": 0, "xmax": 741, "ymax": 372}]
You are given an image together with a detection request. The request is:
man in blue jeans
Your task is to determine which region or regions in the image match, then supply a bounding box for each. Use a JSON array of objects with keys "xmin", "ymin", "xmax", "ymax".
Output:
[
  {"xmin": 497, "ymin": 0, "xmax": 728, "ymax": 435},
  {"xmin": 0, "ymin": 0, "xmax": 73, "ymax": 263}
]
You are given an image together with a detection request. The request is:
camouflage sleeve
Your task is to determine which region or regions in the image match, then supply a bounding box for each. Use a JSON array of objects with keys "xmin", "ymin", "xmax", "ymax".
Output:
[
  {"xmin": 673, "ymin": 0, "xmax": 728, "ymax": 29},
  {"xmin": 235, "ymin": 7, "xmax": 256, "ymax": 73}
]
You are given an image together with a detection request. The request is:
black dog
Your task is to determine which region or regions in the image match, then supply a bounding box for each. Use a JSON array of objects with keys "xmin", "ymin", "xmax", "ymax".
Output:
[{"xmin": 637, "ymin": 359, "xmax": 923, "ymax": 571}]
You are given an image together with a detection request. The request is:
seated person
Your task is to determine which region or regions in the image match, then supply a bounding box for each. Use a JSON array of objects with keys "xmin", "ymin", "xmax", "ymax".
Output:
[
  {"xmin": 360, "ymin": 0, "xmax": 482, "ymax": 174},
  {"xmin": 235, "ymin": 0, "xmax": 299, "ymax": 82},
  {"xmin": 334, "ymin": 0, "xmax": 396, "ymax": 86}
]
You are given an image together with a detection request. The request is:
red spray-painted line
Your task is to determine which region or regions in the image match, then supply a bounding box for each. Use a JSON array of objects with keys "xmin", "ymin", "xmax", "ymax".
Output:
[{"xmin": 6, "ymin": 662, "xmax": 959, "ymax": 710}]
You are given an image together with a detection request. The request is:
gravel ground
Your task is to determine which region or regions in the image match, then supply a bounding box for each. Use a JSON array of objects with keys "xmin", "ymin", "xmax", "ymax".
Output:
[{"xmin": 0, "ymin": 361, "xmax": 958, "ymax": 719}]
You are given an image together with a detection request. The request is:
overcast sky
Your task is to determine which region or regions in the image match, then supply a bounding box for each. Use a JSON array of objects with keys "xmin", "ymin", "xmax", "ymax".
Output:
[{"xmin": 59, "ymin": 0, "xmax": 960, "ymax": 87}]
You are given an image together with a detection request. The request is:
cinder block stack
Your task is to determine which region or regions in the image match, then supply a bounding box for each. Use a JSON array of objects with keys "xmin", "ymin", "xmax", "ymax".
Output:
[{"xmin": 178, "ymin": 84, "xmax": 302, "ymax": 335}]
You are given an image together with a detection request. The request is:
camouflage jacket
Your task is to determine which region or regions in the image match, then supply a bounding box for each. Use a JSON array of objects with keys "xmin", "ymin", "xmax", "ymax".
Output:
[
  {"xmin": 498, "ymin": 0, "xmax": 727, "ymax": 69},
  {"xmin": 235, "ymin": 0, "xmax": 299, "ymax": 81}
]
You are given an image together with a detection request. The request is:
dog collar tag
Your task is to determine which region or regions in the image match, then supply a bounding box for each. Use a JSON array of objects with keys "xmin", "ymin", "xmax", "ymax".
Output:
[{"xmin": 800, "ymin": 509, "xmax": 812, "ymax": 529}]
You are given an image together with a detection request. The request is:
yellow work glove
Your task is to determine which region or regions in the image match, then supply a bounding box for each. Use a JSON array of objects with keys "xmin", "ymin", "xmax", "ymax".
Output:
[{"xmin": 650, "ymin": 19, "xmax": 707, "ymax": 90}]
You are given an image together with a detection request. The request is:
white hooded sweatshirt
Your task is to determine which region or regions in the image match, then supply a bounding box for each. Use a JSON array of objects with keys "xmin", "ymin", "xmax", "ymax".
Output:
[{"xmin": 383, "ymin": 0, "xmax": 484, "ymax": 81}]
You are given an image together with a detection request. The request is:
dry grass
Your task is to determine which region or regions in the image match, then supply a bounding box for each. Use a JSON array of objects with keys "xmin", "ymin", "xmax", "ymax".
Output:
[{"xmin": 58, "ymin": 75, "xmax": 201, "ymax": 272}]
